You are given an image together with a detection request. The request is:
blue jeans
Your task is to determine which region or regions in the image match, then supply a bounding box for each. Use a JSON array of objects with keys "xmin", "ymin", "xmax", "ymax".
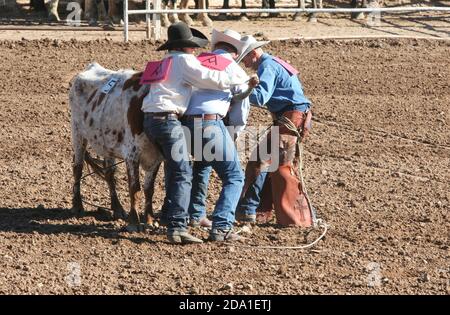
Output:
[
  {"xmin": 183, "ymin": 118, "xmax": 244, "ymax": 230},
  {"xmin": 143, "ymin": 114, "xmax": 192, "ymax": 232},
  {"xmin": 236, "ymin": 171, "xmax": 268, "ymax": 216}
]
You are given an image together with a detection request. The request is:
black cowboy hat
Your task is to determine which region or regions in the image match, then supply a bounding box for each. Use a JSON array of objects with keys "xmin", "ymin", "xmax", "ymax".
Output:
[{"xmin": 157, "ymin": 22, "xmax": 209, "ymax": 51}]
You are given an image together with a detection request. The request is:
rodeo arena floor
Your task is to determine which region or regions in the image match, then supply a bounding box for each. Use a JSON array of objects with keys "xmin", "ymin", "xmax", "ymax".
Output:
[{"xmin": 0, "ymin": 0, "xmax": 449, "ymax": 296}]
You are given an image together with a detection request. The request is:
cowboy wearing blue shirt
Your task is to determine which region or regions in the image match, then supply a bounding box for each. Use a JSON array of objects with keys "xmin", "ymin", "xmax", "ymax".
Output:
[
  {"xmin": 236, "ymin": 35, "xmax": 315, "ymax": 227},
  {"xmin": 183, "ymin": 29, "xmax": 257, "ymax": 242},
  {"xmin": 247, "ymin": 54, "xmax": 310, "ymax": 114}
]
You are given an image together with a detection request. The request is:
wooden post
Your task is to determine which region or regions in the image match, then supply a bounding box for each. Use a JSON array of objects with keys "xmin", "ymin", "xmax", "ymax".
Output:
[
  {"xmin": 146, "ymin": 0, "xmax": 151, "ymax": 40},
  {"xmin": 152, "ymin": 0, "xmax": 162, "ymax": 41}
]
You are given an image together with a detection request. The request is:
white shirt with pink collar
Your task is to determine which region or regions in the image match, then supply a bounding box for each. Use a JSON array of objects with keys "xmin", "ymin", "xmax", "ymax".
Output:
[{"xmin": 141, "ymin": 51, "xmax": 248, "ymax": 115}]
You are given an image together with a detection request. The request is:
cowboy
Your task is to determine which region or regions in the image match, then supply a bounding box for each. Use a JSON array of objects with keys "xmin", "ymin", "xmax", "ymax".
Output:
[
  {"xmin": 182, "ymin": 29, "xmax": 258, "ymax": 242},
  {"xmin": 235, "ymin": 35, "xmax": 315, "ymax": 227},
  {"xmin": 142, "ymin": 22, "xmax": 248, "ymax": 244}
]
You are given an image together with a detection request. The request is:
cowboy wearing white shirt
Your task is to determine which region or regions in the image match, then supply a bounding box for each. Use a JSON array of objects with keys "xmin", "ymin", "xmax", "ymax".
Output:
[
  {"xmin": 142, "ymin": 22, "xmax": 248, "ymax": 244},
  {"xmin": 182, "ymin": 29, "xmax": 258, "ymax": 242}
]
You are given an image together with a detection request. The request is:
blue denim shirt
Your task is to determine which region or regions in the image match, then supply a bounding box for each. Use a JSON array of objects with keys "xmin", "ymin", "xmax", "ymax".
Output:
[{"xmin": 250, "ymin": 53, "xmax": 311, "ymax": 115}]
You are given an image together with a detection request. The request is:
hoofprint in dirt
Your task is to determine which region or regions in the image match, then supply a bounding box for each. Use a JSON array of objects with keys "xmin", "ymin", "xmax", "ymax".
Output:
[{"xmin": 0, "ymin": 38, "xmax": 448, "ymax": 294}]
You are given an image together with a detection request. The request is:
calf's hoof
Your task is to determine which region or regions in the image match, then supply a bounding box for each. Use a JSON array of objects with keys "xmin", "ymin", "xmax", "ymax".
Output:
[
  {"xmin": 307, "ymin": 16, "xmax": 318, "ymax": 23},
  {"xmin": 124, "ymin": 223, "xmax": 145, "ymax": 233},
  {"xmin": 239, "ymin": 14, "xmax": 249, "ymax": 22},
  {"xmin": 113, "ymin": 208, "xmax": 128, "ymax": 221},
  {"xmin": 292, "ymin": 13, "xmax": 302, "ymax": 21},
  {"xmin": 88, "ymin": 19, "xmax": 99, "ymax": 27},
  {"xmin": 352, "ymin": 12, "xmax": 366, "ymax": 20},
  {"xmin": 216, "ymin": 13, "xmax": 227, "ymax": 21},
  {"xmin": 71, "ymin": 206, "xmax": 85, "ymax": 217}
]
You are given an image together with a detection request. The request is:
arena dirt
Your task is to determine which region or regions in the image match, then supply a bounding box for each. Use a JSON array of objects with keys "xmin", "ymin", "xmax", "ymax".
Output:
[{"xmin": 0, "ymin": 38, "xmax": 448, "ymax": 294}]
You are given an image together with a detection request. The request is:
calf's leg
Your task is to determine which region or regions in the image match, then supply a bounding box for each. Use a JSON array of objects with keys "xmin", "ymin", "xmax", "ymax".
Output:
[
  {"xmin": 143, "ymin": 161, "xmax": 162, "ymax": 225},
  {"xmin": 71, "ymin": 134, "xmax": 87, "ymax": 216},
  {"xmin": 125, "ymin": 158, "xmax": 142, "ymax": 232},
  {"xmin": 104, "ymin": 158, "xmax": 127, "ymax": 220}
]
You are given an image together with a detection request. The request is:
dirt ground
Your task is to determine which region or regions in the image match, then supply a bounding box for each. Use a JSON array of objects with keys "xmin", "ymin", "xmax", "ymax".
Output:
[{"xmin": 0, "ymin": 35, "xmax": 448, "ymax": 295}]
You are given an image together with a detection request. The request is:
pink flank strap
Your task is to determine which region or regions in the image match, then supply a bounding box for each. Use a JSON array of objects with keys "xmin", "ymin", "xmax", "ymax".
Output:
[
  {"xmin": 197, "ymin": 53, "xmax": 232, "ymax": 71},
  {"xmin": 140, "ymin": 57, "xmax": 173, "ymax": 85},
  {"xmin": 272, "ymin": 56, "xmax": 299, "ymax": 76}
]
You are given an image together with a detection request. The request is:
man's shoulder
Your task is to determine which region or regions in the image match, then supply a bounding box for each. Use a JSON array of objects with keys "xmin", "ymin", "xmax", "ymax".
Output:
[
  {"xmin": 260, "ymin": 55, "xmax": 291, "ymax": 77},
  {"xmin": 261, "ymin": 54, "xmax": 280, "ymax": 68},
  {"xmin": 227, "ymin": 61, "xmax": 246, "ymax": 74},
  {"xmin": 174, "ymin": 53, "xmax": 198, "ymax": 64}
]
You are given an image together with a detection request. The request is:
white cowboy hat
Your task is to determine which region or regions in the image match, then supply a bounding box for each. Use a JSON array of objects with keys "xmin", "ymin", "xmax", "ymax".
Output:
[
  {"xmin": 236, "ymin": 35, "xmax": 270, "ymax": 63},
  {"xmin": 211, "ymin": 29, "xmax": 246, "ymax": 59}
]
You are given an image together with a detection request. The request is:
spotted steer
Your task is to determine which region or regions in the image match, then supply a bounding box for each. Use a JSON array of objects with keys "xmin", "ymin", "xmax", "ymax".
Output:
[{"xmin": 69, "ymin": 62, "xmax": 163, "ymax": 231}]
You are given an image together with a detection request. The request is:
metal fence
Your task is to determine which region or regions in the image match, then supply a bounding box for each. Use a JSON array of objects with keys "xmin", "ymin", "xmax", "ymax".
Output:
[{"xmin": 123, "ymin": 1, "xmax": 450, "ymax": 42}]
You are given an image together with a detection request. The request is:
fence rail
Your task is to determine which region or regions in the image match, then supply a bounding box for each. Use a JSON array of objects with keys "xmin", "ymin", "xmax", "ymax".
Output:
[{"xmin": 123, "ymin": 2, "xmax": 450, "ymax": 42}]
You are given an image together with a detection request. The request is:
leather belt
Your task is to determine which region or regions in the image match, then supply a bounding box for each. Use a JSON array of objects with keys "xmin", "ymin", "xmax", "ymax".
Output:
[
  {"xmin": 146, "ymin": 112, "xmax": 179, "ymax": 120},
  {"xmin": 183, "ymin": 114, "xmax": 223, "ymax": 121}
]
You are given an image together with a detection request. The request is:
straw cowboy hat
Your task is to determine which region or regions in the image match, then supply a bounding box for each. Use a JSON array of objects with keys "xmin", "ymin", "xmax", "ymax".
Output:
[
  {"xmin": 236, "ymin": 35, "xmax": 270, "ymax": 63},
  {"xmin": 211, "ymin": 29, "xmax": 246, "ymax": 60},
  {"xmin": 157, "ymin": 22, "xmax": 209, "ymax": 51}
]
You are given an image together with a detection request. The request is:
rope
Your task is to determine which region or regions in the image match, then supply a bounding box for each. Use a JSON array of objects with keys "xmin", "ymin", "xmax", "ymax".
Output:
[
  {"xmin": 229, "ymin": 114, "xmax": 329, "ymax": 250},
  {"xmin": 80, "ymin": 159, "xmax": 125, "ymax": 182},
  {"xmin": 79, "ymin": 158, "xmax": 125, "ymax": 211},
  {"xmin": 233, "ymin": 219, "xmax": 328, "ymax": 250},
  {"xmin": 76, "ymin": 112, "xmax": 329, "ymax": 250}
]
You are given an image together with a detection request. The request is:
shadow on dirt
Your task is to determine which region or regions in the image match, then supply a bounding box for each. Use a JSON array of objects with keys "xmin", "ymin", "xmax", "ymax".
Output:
[{"xmin": 0, "ymin": 206, "xmax": 163, "ymax": 244}]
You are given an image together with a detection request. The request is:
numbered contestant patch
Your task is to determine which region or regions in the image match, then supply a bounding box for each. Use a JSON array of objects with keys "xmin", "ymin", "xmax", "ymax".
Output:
[
  {"xmin": 272, "ymin": 56, "xmax": 299, "ymax": 76},
  {"xmin": 197, "ymin": 53, "xmax": 231, "ymax": 71},
  {"xmin": 140, "ymin": 57, "xmax": 173, "ymax": 85},
  {"xmin": 101, "ymin": 77, "xmax": 119, "ymax": 94}
]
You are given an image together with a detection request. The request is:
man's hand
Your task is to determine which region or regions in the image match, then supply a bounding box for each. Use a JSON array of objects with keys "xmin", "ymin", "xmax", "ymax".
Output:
[
  {"xmin": 248, "ymin": 74, "xmax": 259, "ymax": 88},
  {"xmin": 231, "ymin": 75, "xmax": 259, "ymax": 102}
]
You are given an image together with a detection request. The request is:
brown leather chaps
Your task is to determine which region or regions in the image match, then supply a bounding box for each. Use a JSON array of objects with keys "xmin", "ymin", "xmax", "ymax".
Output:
[{"xmin": 241, "ymin": 110, "xmax": 314, "ymax": 227}]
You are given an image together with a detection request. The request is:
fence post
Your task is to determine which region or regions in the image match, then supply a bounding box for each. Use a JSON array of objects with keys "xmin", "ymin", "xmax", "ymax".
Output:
[
  {"xmin": 152, "ymin": 0, "xmax": 162, "ymax": 41},
  {"xmin": 146, "ymin": 0, "xmax": 151, "ymax": 40},
  {"xmin": 123, "ymin": 0, "xmax": 129, "ymax": 42}
]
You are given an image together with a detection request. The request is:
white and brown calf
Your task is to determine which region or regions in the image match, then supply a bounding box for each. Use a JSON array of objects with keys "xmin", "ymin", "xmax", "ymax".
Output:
[{"xmin": 69, "ymin": 63, "xmax": 163, "ymax": 230}]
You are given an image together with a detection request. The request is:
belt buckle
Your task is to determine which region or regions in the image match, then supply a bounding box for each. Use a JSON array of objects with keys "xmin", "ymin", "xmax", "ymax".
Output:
[
  {"xmin": 168, "ymin": 113, "xmax": 179, "ymax": 120},
  {"xmin": 150, "ymin": 113, "xmax": 165, "ymax": 120}
]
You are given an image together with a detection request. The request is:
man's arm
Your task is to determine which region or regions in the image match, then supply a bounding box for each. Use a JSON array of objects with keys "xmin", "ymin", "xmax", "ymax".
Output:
[
  {"xmin": 228, "ymin": 83, "xmax": 251, "ymax": 127},
  {"xmin": 181, "ymin": 55, "xmax": 248, "ymax": 90},
  {"xmin": 231, "ymin": 74, "xmax": 259, "ymax": 102},
  {"xmin": 249, "ymin": 65, "xmax": 277, "ymax": 107}
]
